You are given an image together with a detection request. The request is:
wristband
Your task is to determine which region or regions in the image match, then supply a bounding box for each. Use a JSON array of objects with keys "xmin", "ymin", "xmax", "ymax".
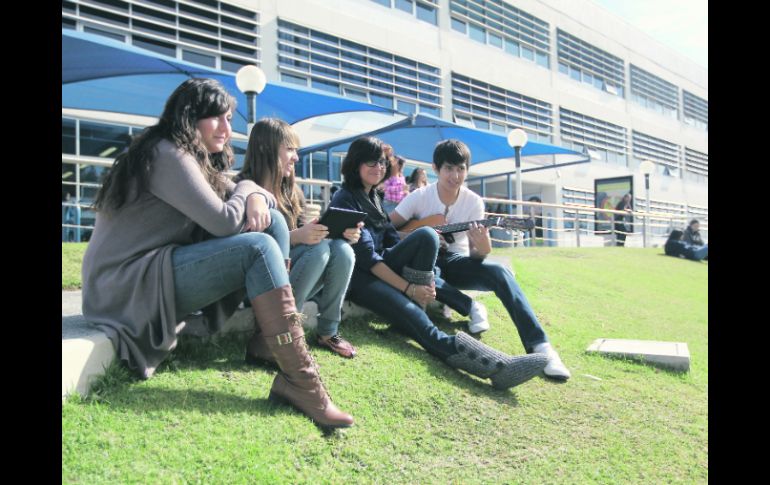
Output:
[{"xmin": 402, "ymin": 283, "xmax": 411, "ymax": 295}]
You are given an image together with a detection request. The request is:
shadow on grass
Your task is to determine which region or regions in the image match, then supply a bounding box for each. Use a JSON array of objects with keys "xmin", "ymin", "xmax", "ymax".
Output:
[{"xmin": 79, "ymin": 305, "xmax": 534, "ymax": 418}]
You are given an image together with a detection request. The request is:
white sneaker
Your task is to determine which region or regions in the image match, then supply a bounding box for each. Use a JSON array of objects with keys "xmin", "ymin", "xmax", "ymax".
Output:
[
  {"xmin": 301, "ymin": 300, "xmax": 319, "ymax": 331},
  {"xmin": 442, "ymin": 304, "xmax": 453, "ymax": 319},
  {"xmin": 533, "ymin": 342, "xmax": 571, "ymax": 381},
  {"xmin": 468, "ymin": 301, "xmax": 490, "ymax": 334}
]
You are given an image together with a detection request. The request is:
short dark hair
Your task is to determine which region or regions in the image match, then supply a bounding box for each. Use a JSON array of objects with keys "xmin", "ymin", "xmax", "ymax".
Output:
[
  {"xmin": 340, "ymin": 136, "xmax": 391, "ymax": 190},
  {"xmin": 667, "ymin": 229, "xmax": 684, "ymax": 242},
  {"xmin": 689, "ymin": 219, "xmax": 699, "ymax": 226},
  {"xmin": 433, "ymin": 139, "xmax": 471, "ymax": 170}
]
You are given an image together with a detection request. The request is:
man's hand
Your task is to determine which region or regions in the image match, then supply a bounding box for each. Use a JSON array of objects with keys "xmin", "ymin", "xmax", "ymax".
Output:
[{"xmin": 467, "ymin": 222, "xmax": 491, "ymax": 258}]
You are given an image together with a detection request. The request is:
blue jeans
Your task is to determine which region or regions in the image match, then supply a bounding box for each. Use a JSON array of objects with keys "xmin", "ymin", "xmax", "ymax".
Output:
[
  {"xmin": 263, "ymin": 209, "xmax": 290, "ymax": 260},
  {"xmin": 290, "ymin": 238, "xmax": 355, "ymax": 337},
  {"xmin": 171, "ymin": 231, "xmax": 289, "ymax": 318},
  {"xmin": 436, "ymin": 251, "xmax": 549, "ymax": 352},
  {"xmin": 347, "ymin": 227, "xmax": 457, "ymax": 360},
  {"xmin": 689, "ymin": 244, "xmax": 708, "ymax": 261}
]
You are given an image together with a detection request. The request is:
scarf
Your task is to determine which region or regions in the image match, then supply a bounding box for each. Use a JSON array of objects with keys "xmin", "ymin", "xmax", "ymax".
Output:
[{"xmin": 351, "ymin": 187, "xmax": 390, "ymax": 231}]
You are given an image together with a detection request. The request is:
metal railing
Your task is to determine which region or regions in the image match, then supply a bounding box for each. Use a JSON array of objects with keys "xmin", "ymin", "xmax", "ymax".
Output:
[{"xmin": 480, "ymin": 196, "xmax": 707, "ymax": 248}]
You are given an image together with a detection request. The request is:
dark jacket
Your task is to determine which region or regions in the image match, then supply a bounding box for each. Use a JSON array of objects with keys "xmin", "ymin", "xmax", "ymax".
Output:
[
  {"xmin": 330, "ymin": 186, "xmax": 400, "ymax": 272},
  {"xmin": 683, "ymin": 226, "xmax": 704, "ymax": 246},
  {"xmin": 664, "ymin": 239, "xmax": 705, "ymax": 261}
]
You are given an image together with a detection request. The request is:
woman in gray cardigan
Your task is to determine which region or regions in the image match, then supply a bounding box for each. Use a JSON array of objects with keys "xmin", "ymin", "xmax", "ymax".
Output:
[{"xmin": 82, "ymin": 78, "xmax": 353, "ymax": 429}]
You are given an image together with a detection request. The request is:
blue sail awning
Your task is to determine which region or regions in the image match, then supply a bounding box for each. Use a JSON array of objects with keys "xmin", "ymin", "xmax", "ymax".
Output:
[
  {"xmin": 62, "ymin": 29, "xmax": 392, "ymax": 134},
  {"xmin": 299, "ymin": 113, "xmax": 587, "ymax": 171}
]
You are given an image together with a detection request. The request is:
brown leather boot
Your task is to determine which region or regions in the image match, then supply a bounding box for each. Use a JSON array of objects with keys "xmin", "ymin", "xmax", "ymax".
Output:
[
  {"xmin": 251, "ymin": 285, "xmax": 354, "ymax": 429},
  {"xmin": 245, "ymin": 326, "xmax": 276, "ymax": 367},
  {"xmin": 244, "ymin": 258, "xmax": 292, "ymax": 367}
]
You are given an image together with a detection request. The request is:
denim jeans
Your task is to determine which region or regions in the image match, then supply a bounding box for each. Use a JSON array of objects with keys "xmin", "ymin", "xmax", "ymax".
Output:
[
  {"xmin": 690, "ymin": 244, "xmax": 708, "ymax": 261},
  {"xmin": 289, "ymin": 238, "xmax": 355, "ymax": 337},
  {"xmin": 171, "ymin": 231, "xmax": 289, "ymax": 318},
  {"xmin": 262, "ymin": 209, "xmax": 290, "ymax": 260},
  {"xmin": 347, "ymin": 227, "xmax": 457, "ymax": 360},
  {"xmin": 436, "ymin": 251, "xmax": 549, "ymax": 352}
]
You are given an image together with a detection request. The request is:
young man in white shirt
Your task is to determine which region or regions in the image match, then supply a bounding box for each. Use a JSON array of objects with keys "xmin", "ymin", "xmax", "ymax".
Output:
[{"xmin": 389, "ymin": 139, "xmax": 571, "ymax": 381}]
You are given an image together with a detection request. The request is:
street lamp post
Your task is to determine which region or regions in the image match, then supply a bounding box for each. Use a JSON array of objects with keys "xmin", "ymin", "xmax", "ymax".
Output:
[
  {"xmin": 235, "ymin": 65, "xmax": 267, "ymax": 135},
  {"xmin": 639, "ymin": 160, "xmax": 655, "ymax": 248},
  {"xmin": 507, "ymin": 128, "xmax": 528, "ymax": 218}
]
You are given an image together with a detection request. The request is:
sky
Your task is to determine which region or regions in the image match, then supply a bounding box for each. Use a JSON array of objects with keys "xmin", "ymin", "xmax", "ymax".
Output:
[{"xmin": 590, "ymin": 0, "xmax": 708, "ymax": 68}]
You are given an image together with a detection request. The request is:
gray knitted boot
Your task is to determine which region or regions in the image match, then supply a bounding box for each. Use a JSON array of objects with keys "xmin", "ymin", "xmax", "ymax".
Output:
[
  {"xmin": 401, "ymin": 265, "xmax": 435, "ymax": 286},
  {"xmin": 446, "ymin": 332, "xmax": 548, "ymax": 390}
]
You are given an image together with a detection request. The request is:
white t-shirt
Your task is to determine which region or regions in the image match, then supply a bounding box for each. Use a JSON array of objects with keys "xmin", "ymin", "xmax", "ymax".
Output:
[{"xmin": 394, "ymin": 183, "xmax": 485, "ymax": 256}]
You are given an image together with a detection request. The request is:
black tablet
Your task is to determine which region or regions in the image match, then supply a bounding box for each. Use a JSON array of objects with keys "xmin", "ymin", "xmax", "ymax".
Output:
[{"xmin": 317, "ymin": 207, "xmax": 368, "ymax": 239}]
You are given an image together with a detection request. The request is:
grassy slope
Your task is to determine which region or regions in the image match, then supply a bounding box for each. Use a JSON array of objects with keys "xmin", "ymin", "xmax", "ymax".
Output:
[{"xmin": 62, "ymin": 246, "xmax": 707, "ymax": 484}]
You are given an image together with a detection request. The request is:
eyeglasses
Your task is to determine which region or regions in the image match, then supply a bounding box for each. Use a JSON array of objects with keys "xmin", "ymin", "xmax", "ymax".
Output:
[{"xmin": 364, "ymin": 158, "xmax": 389, "ymax": 168}]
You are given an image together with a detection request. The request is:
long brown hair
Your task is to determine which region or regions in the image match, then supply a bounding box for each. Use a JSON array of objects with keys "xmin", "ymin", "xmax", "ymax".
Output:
[
  {"xmin": 93, "ymin": 78, "xmax": 236, "ymax": 213},
  {"xmin": 237, "ymin": 118, "xmax": 305, "ymax": 229}
]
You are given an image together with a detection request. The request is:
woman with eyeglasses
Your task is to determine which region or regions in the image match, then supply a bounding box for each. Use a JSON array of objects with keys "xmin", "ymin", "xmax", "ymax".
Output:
[{"xmin": 329, "ymin": 136, "xmax": 547, "ymax": 391}]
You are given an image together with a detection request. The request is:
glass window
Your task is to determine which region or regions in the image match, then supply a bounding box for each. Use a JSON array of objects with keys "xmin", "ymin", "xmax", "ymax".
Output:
[
  {"xmin": 370, "ymin": 93, "xmax": 394, "ymax": 109},
  {"xmin": 311, "ymin": 79, "xmax": 340, "ymax": 94},
  {"xmin": 221, "ymin": 57, "xmax": 246, "ymax": 73},
  {"xmin": 469, "ymin": 24, "xmax": 486, "ymax": 43},
  {"xmin": 281, "ymin": 73, "xmax": 308, "ymax": 86},
  {"xmin": 79, "ymin": 122, "xmax": 131, "ymax": 158},
  {"xmin": 182, "ymin": 49, "xmax": 217, "ymax": 68},
  {"xmin": 473, "ymin": 118, "xmax": 490, "ymax": 131},
  {"xmin": 62, "ymin": 119, "xmax": 76, "ymax": 154},
  {"xmin": 536, "ymin": 52, "xmax": 548, "ymax": 67},
  {"xmin": 521, "ymin": 45, "xmax": 535, "ymax": 61},
  {"xmin": 416, "ymin": 3, "xmax": 437, "ymax": 24},
  {"xmin": 62, "ymin": 163, "xmax": 76, "ymax": 185},
  {"xmin": 343, "ymin": 87, "xmax": 369, "ymax": 102},
  {"xmin": 395, "ymin": 0, "xmax": 413, "ymax": 14},
  {"xmin": 489, "ymin": 32, "xmax": 503, "ymax": 48},
  {"xmin": 311, "ymin": 152, "xmax": 329, "ymax": 180},
  {"xmin": 132, "ymin": 36, "xmax": 175, "ymax": 57},
  {"xmin": 397, "ymin": 100, "xmax": 417, "ymax": 114},
  {"xmin": 419, "ymin": 104, "xmax": 441, "ymax": 117},
  {"xmin": 558, "ymin": 62, "xmax": 568, "ymax": 74},
  {"xmin": 570, "ymin": 68, "xmax": 581, "ymax": 81},
  {"xmin": 371, "ymin": 0, "xmax": 390, "ymax": 6},
  {"xmin": 504, "ymin": 39, "xmax": 519, "ymax": 57},
  {"xmin": 79, "ymin": 164, "xmax": 108, "ymax": 184},
  {"xmin": 83, "ymin": 25, "xmax": 125, "ymax": 42},
  {"xmin": 451, "ymin": 17, "xmax": 467, "ymax": 33}
]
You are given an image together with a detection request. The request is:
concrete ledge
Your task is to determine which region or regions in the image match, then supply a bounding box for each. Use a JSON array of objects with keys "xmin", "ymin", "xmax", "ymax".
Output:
[
  {"xmin": 62, "ymin": 254, "xmax": 516, "ymax": 399},
  {"xmin": 586, "ymin": 338, "xmax": 690, "ymax": 371}
]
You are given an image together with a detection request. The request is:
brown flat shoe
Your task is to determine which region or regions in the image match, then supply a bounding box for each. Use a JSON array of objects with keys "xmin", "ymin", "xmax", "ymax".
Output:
[{"xmin": 317, "ymin": 334, "xmax": 357, "ymax": 358}]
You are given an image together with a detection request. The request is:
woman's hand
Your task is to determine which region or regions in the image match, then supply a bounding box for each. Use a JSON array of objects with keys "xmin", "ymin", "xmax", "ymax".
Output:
[
  {"xmin": 294, "ymin": 218, "xmax": 329, "ymax": 245},
  {"xmin": 244, "ymin": 193, "xmax": 272, "ymax": 232},
  {"xmin": 342, "ymin": 221, "xmax": 364, "ymax": 245},
  {"xmin": 408, "ymin": 282, "xmax": 436, "ymax": 307}
]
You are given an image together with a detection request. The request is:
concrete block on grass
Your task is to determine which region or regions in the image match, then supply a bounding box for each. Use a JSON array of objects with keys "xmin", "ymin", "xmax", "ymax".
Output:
[{"xmin": 586, "ymin": 338, "xmax": 690, "ymax": 371}]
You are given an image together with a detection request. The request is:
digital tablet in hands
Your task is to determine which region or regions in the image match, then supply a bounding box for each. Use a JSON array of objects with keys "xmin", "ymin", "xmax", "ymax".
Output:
[{"xmin": 317, "ymin": 207, "xmax": 367, "ymax": 239}]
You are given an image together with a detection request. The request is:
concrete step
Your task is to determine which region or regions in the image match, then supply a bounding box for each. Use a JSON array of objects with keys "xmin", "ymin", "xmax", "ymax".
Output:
[{"xmin": 586, "ymin": 338, "xmax": 690, "ymax": 371}]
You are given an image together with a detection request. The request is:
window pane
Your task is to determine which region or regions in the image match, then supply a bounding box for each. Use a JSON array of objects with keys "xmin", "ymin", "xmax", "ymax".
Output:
[
  {"xmin": 132, "ymin": 36, "xmax": 175, "ymax": 57},
  {"xmin": 370, "ymin": 93, "xmax": 394, "ymax": 109},
  {"xmin": 505, "ymin": 39, "xmax": 519, "ymax": 56},
  {"xmin": 469, "ymin": 24, "xmax": 486, "ymax": 43},
  {"xmin": 182, "ymin": 49, "xmax": 217, "ymax": 68},
  {"xmin": 416, "ymin": 4, "xmax": 437, "ymax": 24},
  {"xmin": 62, "ymin": 119, "xmax": 76, "ymax": 154},
  {"xmin": 311, "ymin": 79, "xmax": 340, "ymax": 94},
  {"xmin": 397, "ymin": 100, "xmax": 417, "ymax": 114},
  {"xmin": 79, "ymin": 122, "xmax": 131, "ymax": 158},
  {"xmin": 79, "ymin": 164, "xmax": 109, "ymax": 184},
  {"xmin": 395, "ymin": 0, "xmax": 413, "ymax": 14},
  {"xmin": 451, "ymin": 18, "xmax": 467, "ymax": 33},
  {"xmin": 311, "ymin": 152, "xmax": 329, "ymax": 180},
  {"xmin": 281, "ymin": 73, "xmax": 308, "ymax": 86},
  {"xmin": 489, "ymin": 33, "xmax": 503, "ymax": 48}
]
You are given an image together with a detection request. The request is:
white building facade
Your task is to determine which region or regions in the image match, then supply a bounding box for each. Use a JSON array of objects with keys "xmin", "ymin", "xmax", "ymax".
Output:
[{"xmin": 62, "ymin": 0, "xmax": 707, "ymax": 242}]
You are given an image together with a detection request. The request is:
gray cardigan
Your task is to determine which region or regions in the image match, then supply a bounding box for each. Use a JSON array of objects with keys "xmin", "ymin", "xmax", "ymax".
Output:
[{"xmin": 82, "ymin": 139, "xmax": 262, "ymax": 378}]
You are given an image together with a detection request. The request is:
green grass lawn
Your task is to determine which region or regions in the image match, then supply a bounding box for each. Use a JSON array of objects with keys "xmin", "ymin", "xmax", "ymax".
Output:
[{"xmin": 62, "ymin": 245, "xmax": 708, "ymax": 484}]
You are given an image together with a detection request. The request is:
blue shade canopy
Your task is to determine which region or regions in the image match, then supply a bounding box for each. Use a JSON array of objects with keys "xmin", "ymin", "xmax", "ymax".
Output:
[
  {"xmin": 62, "ymin": 29, "xmax": 391, "ymax": 134},
  {"xmin": 299, "ymin": 113, "xmax": 587, "ymax": 172}
]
